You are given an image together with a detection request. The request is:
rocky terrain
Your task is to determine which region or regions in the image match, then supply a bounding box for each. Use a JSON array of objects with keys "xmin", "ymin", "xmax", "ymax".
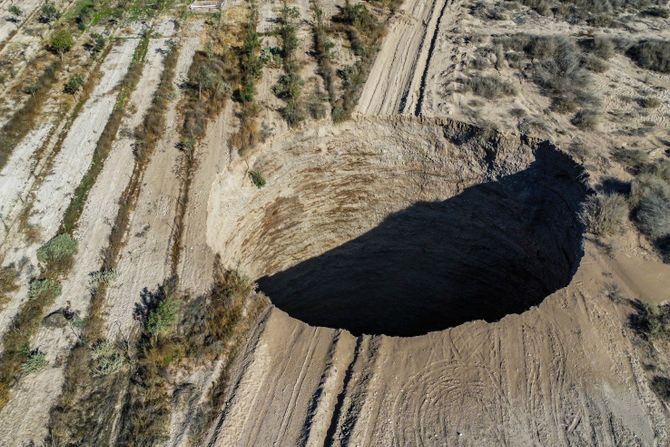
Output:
[{"xmin": 0, "ymin": 0, "xmax": 668, "ymax": 446}]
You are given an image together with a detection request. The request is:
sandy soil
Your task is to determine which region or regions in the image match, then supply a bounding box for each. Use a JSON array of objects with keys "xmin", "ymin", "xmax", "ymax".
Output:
[
  {"xmin": 0, "ymin": 21, "xmax": 183, "ymax": 446},
  {"xmin": 103, "ymin": 20, "xmax": 203, "ymax": 340},
  {"xmin": 0, "ymin": 0, "xmax": 669, "ymax": 444},
  {"xmin": 0, "ymin": 38, "xmax": 140, "ymax": 351},
  {"xmin": 0, "ymin": 0, "xmax": 42, "ymax": 48},
  {"xmin": 416, "ymin": 0, "xmax": 670, "ymax": 156}
]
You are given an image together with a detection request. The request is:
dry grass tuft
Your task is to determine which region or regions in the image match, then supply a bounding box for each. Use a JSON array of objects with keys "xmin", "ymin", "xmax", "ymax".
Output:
[{"xmin": 579, "ymin": 192, "xmax": 629, "ymax": 237}]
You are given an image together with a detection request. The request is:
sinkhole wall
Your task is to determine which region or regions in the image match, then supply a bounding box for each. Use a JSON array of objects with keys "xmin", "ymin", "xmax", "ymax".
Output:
[{"xmin": 208, "ymin": 117, "xmax": 587, "ymax": 336}]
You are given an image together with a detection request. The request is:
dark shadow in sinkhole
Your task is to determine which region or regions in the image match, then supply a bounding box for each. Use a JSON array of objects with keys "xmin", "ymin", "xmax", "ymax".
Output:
[{"xmin": 258, "ymin": 146, "xmax": 587, "ymax": 336}]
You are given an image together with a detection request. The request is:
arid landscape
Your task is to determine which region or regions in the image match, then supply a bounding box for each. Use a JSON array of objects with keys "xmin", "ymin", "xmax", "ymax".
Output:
[{"xmin": 0, "ymin": 0, "xmax": 669, "ymax": 445}]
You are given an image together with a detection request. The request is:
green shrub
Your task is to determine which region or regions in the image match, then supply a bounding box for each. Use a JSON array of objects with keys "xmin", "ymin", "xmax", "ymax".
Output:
[
  {"xmin": 22, "ymin": 81, "xmax": 39, "ymax": 96},
  {"xmin": 146, "ymin": 296, "xmax": 182, "ymax": 338},
  {"xmin": 498, "ymin": 34, "xmax": 599, "ymax": 113},
  {"xmin": 249, "ymin": 170, "xmax": 266, "ymax": 188},
  {"xmin": 64, "ymin": 74, "xmax": 85, "ymax": 94},
  {"xmin": 8, "ymin": 5, "xmax": 22, "ymax": 17},
  {"xmin": 21, "ymin": 349, "xmax": 47, "ymax": 374},
  {"xmin": 49, "ymin": 29, "xmax": 75, "ymax": 58},
  {"xmin": 39, "ymin": 2, "xmax": 60, "ymax": 23},
  {"xmin": 36, "ymin": 234, "xmax": 77, "ymax": 272},
  {"xmin": 29, "ymin": 279, "xmax": 62, "ymax": 300},
  {"xmin": 630, "ymin": 301, "xmax": 670, "ymax": 338},
  {"xmin": 280, "ymin": 100, "xmax": 306, "ymax": 127},
  {"xmin": 579, "ymin": 192, "xmax": 628, "ymax": 236},
  {"xmin": 91, "ymin": 341, "xmax": 124, "ymax": 377},
  {"xmin": 88, "ymin": 270, "xmax": 117, "ymax": 288},
  {"xmin": 273, "ymin": 72, "xmax": 304, "ymax": 100},
  {"xmin": 86, "ymin": 32, "xmax": 106, "ymax": 54}
]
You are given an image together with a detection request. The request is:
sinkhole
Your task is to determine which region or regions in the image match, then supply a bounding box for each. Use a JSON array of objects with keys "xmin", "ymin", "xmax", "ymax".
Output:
[{"xmin": 208, "ymin": 119, "xmax": 587, "ymax": 336}]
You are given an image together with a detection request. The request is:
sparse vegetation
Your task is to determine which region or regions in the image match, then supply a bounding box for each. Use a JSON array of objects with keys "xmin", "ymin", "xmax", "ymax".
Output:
[
  {"xmin": 463, "ymin": 75, "xmax": 517, "ymax": 99},
  {"xmin": 231, "ymin": 2, "xmax": 264, "ymax": 153},
  {"xmin": 497, "ymin": 35, "xmax": 599, "ymax": 113},
  {"xmin": 116, "ymin": 265, "xmax": 263, "ymax": 445},
  {"xmin": 46, "ymin": 16, "xmax": 183, "ymax": 447},
  {"xmin": 86, "ymin": 32, "xmax": 106, "ymax": 54},
  {"xmin": 311, "ymin": 0, "xmax": 336, "ymax": 111},
  {"xmin": 513, "ymin": 0, "xmax": 668, "ymax": 26},
  {"xmin": 331, "ymin": 0, "xmax": 386, "ymax": 120},
  {"xmin": 88, "ymin": 270, "xmax": 118, "ymax": 289},
  {"xmin": 0, "ymin": 265, "xmax": 19, "ymax": 309},
  {"xmin": 90, "ymin": 341, "xmax": 125, "ymax": 377},
  {"xmin": 64, "ymin": 74, "xmax": 85, "ymax": 94},
  {"xmin": 60, "ymin": 31, "xmax": 151, "ymax": 236},
  {"xmin": 249, "ymin": 170, "xmax": 266, "ymax": 188},
  {"xmin": 274, "ymin": 1, "xmax": 305, "ymax": 127},
  {"xmin": 36, "ymin": 234, "xmax": 78, "ymax": 274},
  {"xmin": 571, "ymin": 109, "xmax": 599, "ymax": 130},
  {"xmin": 579, "ymin": 192, "xmax": 628, "ymax": 236},
  {"xmin": 626, "ymin": 40, "xmax": 670, "ymax": 74},
  {"xmin": 630, "ymin": 300, "xmax": 670, "ymax": 339},
  {"xmin": 39, "ymin": 2, "xmax": 61, "ymax": 24},
  {"xmin": 651, "ymin": 376, "xmax": 670, "ymax": 400},
  {"xmin": 0, "ymin": 61, "xmax": 60, "ymax": 171},
  {"xmin": 630, "ymin": 160, "xmax": 670, "ymax": 261},
  {"xmin": 21, "ymin": 349, "xmax": 47, "ymax": 374},
  {"xmin": 49, "ymin": 29, "xmax": 75, "ymax": 58}
]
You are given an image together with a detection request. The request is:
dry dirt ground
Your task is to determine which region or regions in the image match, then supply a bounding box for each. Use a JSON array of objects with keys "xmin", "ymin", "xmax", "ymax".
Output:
[{"xmin": 0, "ymin": 0, "xmax": 669, "ymax": 446}]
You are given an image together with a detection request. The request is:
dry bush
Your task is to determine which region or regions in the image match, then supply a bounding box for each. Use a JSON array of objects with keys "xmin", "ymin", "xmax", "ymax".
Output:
[
  {"xmin": 117, "ymin": 264, "xmax": 262, "ymax": 445},
  {"xmin": 514, "ymin": 0, "xmax": 667, "ymax": 25},
  {"xmin": 629, "ymin": 300, "xmax": 670, "ymax": 339},
  {"xmin": 637, "ymin": 96, "xmax": 660, "ymax": 108},
  {"xmin": 612, "ymin": 147, "xmax": 649, "ymax": 174},
  {"xmin": 311, "ymin": 0, "xmax": 336, "ymax": 109},
  {"xmin": 0, "ymin": 265, "xmax": 19, "ymax": 309},
  {"xmin": 0, "ymin": 61, "xmax": 60, "ymax": 171},
  {"xmin": 571, "ymin": 109, "xmax": 599, "ymax": 129},
  {"xmin": 637, "ymin": 192, "xmax": 670, "ymax": 240},
  {"xmin": 626, "ymin": 40, "xmax": 670, "ymax": 73},
  {"xmin": 578, "ymin": 36, "xmax": 615, "ymax": 60},
  {"xmin": 464, "ymin": 75, "xmax": 517, "ymax": 99},
  {"xmin": 579, "ymin": 192, "xmax": 629, "ymax": 236},
  {"xmin": 497, "ymin": 35, "xmax": 599, "ymax": 113},
  {"xmin": 651, "ymin": 376, "xmax": 670, "ymax": 400},
  {"xmin": 630, "ymin": 160, "xmax": 670, "ymax": 261}
]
